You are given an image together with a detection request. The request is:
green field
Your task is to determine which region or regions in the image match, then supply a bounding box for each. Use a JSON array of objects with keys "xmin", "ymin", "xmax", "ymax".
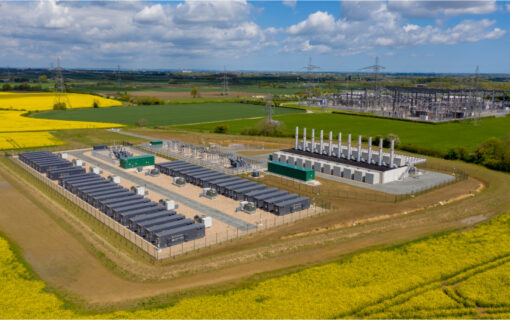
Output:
[
  {"xmin": 174, "ymin": 113, "xmax": 510, "ymax": 152},
  {"xmin": 31, "ymin": 103, "xmax": 303, "ymax": 127}
]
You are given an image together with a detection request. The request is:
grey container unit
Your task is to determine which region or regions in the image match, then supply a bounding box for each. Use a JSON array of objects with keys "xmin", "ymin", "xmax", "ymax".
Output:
[
  {"xmin": 165, "ymin": 164, "xmax": 199, "ymax": 176},
  {"xmin": 204, "ymin": 176, "xmax": 240, "ymax": 189},
  {"xmin": 19, "ymin": 151, "xmax": 52, "ymax": 162},
  {"xmin": 154, "ymin": 224, "xmax": 205, "ymax": 248},
  {"xmin": 221, "ymin": 180, "xmax": 255, "ymax": 196},
  {"xmin": 182, "ymin": 168, "xmax": 215, "ymax": 183},
  {"xmin": 105, "ymin": 198, "xmax": 150, "ymax": 217},
  {"xmin": 188, "ymin": 170, "xmax": 217, "ymax": 185},
  {"xmin": 134, "ymin": 213, "xmax": 183, "ymax": 236},
  {"xmin": 195, "ymin": 172, "xmax": 227, "ymax": 187},
  {"xmin": 68, "ymin": 178, "xmax": 107, "ymax": 192},
  {"xmin": 224, "ymin": 181, "xmax": 258, "ymax": 197},
  {"xmin": 47, "ymin": 167, "xmax": 85, "ymax": 180},
  {"xmin": 145, "ymin": 219, "xmax": 194, "ymax": 243},
  {"xmin": 174, "ymin": 167, "xmax": 207, "ymax": 181},
  {"xmin": 244, "ymin": 188, "xmax": 278, "ymax": 202},
  {"xmin": 91, "ymin": 190, "xmax": 133, "ymax": 207},
  {"xmin": 112, "ymin": 201, "xmax": 158, "ymax": 222},
  {"xmin": 98, "ymin": 195, "xmax": 141, "ymax": 212},
  {"xmin": 168, "ymin": 164, "xmax": 199, "ymax": 176},
  {"xmin": 83, "ymin": 185, "xmax": 125, "ymax": 202},
  {"xmin": 36, "ymin": 161, "xmax": 73, "ymax": 173},
  {"xmin": 198, "ymin": 173, "xmax": 230, "ymax": 187},
  {"xmin": 58, "ymin": 173, "xmax": 95, "ymax": 186},
  {"xmin": 264, "ymin": 194, "xmax": 300, "ymax": 212},
  {"xmin": 231, "ymin": 184, "xmax": 267, "ymax": 201},
  {"xmin": 31, "ymin": 159, "xmax": 66, "ymax": 172},
  {"xmin": 89, "ymin": 189, "xmax": 130, "ymax": 206},
  {"xmin": 217, "ymin": 178, "xmax": 248, "ymax": 194},
  {"xmin": 129, "ymin": 211, "xmax": 178, "ymax": 232},
  {"xmin": 102, "ymin": 196, "xmax": 144, "ymax": 215},
  {"xmin": 117, "ymin": 205, "xmax": 167, "ymax": 226},
  {"xmin": 254, "ymin": 190, "xmax": 289, "ymax": 208},
  {"xmin": 155, "ymin": 161, "xmax": 187, "ymax": 174},
  {"xmin": 71, "ymin": 180, "xmax": 109, "ymax": 194},
  {"xmin": 63, "ymin": 175, "xmax": 103, "ymax": 189},
  {"xmin": 79, "ymin": 185, "xmax": 121, "ymax": 201},
  {"xmin": 273, "ymin": 197, "xmax": 310, "ymax": 216}
]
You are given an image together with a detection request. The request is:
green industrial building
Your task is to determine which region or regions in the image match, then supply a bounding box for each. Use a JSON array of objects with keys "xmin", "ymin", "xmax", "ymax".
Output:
[
  {"xmin": 150, "ymin": 140, "xmax": 163, "ymax": 147},
  {"xmin": 120, "ymin": 155, "xmax": 155, "ymax": 169},
  {"xmin": 267, "ymin": 161, "xmax": 315, "ymax": 181}
]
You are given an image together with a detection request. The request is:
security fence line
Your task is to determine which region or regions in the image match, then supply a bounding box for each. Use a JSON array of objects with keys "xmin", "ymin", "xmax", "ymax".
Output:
[{"xmin": 13, "ymin": 157, "xmax": 327, "ymax": 261}]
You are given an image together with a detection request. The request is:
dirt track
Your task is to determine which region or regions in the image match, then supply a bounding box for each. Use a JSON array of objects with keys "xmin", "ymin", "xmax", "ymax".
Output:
[{"xmin": 0, "ymin": 156, "xmax": 508, "ymax": 310}]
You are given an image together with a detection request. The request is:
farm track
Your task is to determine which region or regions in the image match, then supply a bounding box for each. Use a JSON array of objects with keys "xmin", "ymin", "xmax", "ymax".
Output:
[
  {"xmin": 0, "ymin": 155, "xmax": 509, "ymax": 311},
  {"xmin": 348, "ymin": 253, "xmax": 510, "ymax": 317}
]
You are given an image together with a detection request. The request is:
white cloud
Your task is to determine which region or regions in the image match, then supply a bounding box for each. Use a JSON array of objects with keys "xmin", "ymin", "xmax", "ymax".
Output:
[
  {"xmin": 507, "ymin": 3, "xmax": 510, "ymax": 12},
  {"xmin": 0, "ymin": 0, "xmax": 272, "ymax": 66},
  {"xmin": 134, "ymin": 4, "xmax": 167, "ymax": 25},
  {"xmin": 283, "ymin": 0, "xmax": 297, "ymax": 8},
  {"xmin": 282, "ymin": 2, "xmax": 505, "ymax": 55},
  {"xmin": 388, "ymin": 0, "xmax": 497, "ymax": 18},
  {"xmin": 287, "ymin": 11, "xmax": 337, "ymax": 35}
]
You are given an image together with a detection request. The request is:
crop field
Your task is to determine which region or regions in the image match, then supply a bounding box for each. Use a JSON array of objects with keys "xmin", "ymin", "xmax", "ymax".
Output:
[
  {"xmin": 32, "ymin": 103, "xmax": 304, "ymax": 126},
  {"xmin": 174, "ymin": 112, "xmax": 510, "ymax": 152},
  {"xmin": 0, "ymin": 93, "xmax": 123, "ymax": 150},
  {"xmin": 0, "ymin": 92, "xmax": 121, "ymax": 110},
  {"xmin": 0, "ymin": 210, "xmax": 508, "ymax": 318},
  {"xmin": 0, "ymin": 132, "xmax": 64, "ymax": 150},
  {"xmin": 0, "ymin": 111, "xmax": 122, "ymax": 133}
]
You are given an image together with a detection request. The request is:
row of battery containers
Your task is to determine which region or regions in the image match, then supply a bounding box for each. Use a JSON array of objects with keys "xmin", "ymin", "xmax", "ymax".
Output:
[{"xmin": 273, "ymin": 152, "xmax": 380, "ymax": 184}]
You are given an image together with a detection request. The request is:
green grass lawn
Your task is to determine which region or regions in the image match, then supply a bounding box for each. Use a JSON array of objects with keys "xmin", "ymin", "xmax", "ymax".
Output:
[
  {"xmin": 32, "ymin": 103, "xmax": 303, "ymax": 127},
  {"xmin": 174, "ymin": 113, "xmax": 510, "ymax": 152}
]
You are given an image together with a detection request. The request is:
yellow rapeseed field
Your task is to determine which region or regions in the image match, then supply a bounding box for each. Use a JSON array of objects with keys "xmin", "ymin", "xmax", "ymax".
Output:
[
  {"xmin": 0, "ymin": 92, "xmax": 121, "ymax": 110},
  {"xmin": 0, "ymin": 92, "xmax": 123, "ymax": 149},
  {"xmin": 0, "ymin": 132, "xmax": 64, "ymax": 150},
  {"xmin": 0, "ymin": 111, "xmax": 122, "ymax": 133},
  {"xmin": 0, "ymin": 212, "xmax": 509, "ymax": 319}
]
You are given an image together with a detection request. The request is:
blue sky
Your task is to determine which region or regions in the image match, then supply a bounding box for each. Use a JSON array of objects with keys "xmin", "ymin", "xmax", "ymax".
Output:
[{"xmin": 0, "ymin": 0, "xmax": 508, "ymax": 73}]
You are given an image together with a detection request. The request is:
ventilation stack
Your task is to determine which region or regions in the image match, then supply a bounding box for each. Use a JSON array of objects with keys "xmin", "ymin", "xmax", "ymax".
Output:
[
  {"xmin": 368, "ymin": 136, "xmax": 372, "ymax": 164},
  {"xmin": 328, "ymin": 131, "xmax": 333, "ymax": 156},
  {"xmin": 295, "ymin": 126, "xmax": 299, "ymax": 150},
  {"xmin": 348, "ymin": 134, "xmax": 352, "ymax": 160},
  {"xmin": 357, "ymin": 135, "xmax": 362, "ymax": 162},
  {"xmin": 320, "ymin": 130, "xmax": 324, "ymax": 155},
  {"xmin": 378, "ymin": 138, "xmax": 383, "ymax": 166},
  {"xmin": 302, "ymin": 127, "xmax": 307, "ymax": 151},
  {"xmin": 311, "ymin": 129, "xmax": 315, "ymax": 153},
  {"xmin": 390, "ymin": 140, "xmax": 395, "ymax": 168},
  {"xmin": 337, "ymin": 132, "xmax": 342, "ymax": 158}
]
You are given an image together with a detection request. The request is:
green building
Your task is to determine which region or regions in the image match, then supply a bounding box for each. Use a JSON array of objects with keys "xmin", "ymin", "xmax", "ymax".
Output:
[
  {"xmin": 267, "ymin": 161, "xmax": 315, "ymax": 181},
  {"xmin": 150, "ymin": 140, "xmax": 163, "ymax": 147},
  {"xmin": 120, "ymin": 155, "xmax": 155, "ymax": 169}
]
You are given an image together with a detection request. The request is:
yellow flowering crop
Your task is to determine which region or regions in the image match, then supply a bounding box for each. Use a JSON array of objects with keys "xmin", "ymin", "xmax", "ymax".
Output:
[
  {"xmin": 0, "ymin": 92, "xmax": 121, "ymax": 111},
  {"xmin": 0, "ymin": 213, "xmax": 509, "ymax": 318},
  {"xmin": 0, "ymin": 132, "xmax": 64, "ymax": 150},
  {"xmin": 0, "ymin": 111, "xmax": 122, "ymax": 133}
]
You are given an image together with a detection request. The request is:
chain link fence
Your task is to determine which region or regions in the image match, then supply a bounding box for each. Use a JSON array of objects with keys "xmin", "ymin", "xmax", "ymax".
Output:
[{"xmin": 13, "ymin": 157, "xmax": 327, "ymax": 261}]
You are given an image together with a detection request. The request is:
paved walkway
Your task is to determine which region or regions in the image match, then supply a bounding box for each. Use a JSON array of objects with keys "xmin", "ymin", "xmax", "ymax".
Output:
[{"xmin": 71, "ymin": 150, "xmax": 256, "ymax": 231}]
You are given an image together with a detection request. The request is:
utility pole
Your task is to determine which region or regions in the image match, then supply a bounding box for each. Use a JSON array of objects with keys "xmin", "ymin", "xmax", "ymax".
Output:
[
  {"xmin": 222, "ymin": 66, "xmax": 229, "ymax": 96},
  {"xmin": 302, "ymin": 57, "xmax": 319, "ymax": 100}
]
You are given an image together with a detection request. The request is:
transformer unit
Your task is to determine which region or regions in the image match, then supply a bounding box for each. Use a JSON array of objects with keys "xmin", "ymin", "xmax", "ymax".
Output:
[
  {"xmin": 108, "ymin": 175, "xmax": 121, "ymax": 184},
  {"xmin": 173, "ymin": 176, "xmax": 186, "ymax": 187},
  {"xmin": 89, "ymin": 167, "xmax": 102, "ymax": 174},
  {"xmin": 236, "ymin": 201, "xmax": 256, "ymax": 215},
  {"xmin": 194, "ymin": 214, "xmax": 212, "ymax": 228},
  {"xmin": 72, "ymin": 159, "xmax": 84, "ymax": 166},
  {"xmin": 131, "ymin": 185, "xmax": 147, "ymax": 196},
  {"xmin": 159, "ymin": 199, "xmax": 178, "ymax": 210},
  {"xmin": 200, "ymin": 188, "xmax": 217, "ymax": 200}
]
